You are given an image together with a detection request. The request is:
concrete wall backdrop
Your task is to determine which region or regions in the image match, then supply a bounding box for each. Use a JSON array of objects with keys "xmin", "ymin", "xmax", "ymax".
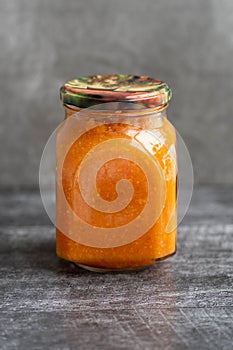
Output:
[{"xmin": 1, "ymin": 0, "xmax": 233, "ymax": 186}]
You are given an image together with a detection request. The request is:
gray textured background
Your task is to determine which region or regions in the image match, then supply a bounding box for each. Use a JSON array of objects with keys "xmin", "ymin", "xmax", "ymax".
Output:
[{"xmin": 1, "ymin": 0, "xmax": 233, "ymax": 186}]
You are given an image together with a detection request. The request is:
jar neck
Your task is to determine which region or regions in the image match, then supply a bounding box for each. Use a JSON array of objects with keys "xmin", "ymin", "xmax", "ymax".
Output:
[
  {"xmin": 63, "ymin": 104, "xmax": 81, "ymax": 119},
  {"xmin": 63, "ymin": 103, "xmax": 168, "ymax": 129}
]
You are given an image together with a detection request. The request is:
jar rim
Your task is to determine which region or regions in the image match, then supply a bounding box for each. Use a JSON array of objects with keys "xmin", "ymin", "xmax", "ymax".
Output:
[
  {"xmin": 64, "ymin": 102, "xmax": 168, "ymax": 119},
  {"xmin": 60, "ymin": 74, "xmax": 172, "ymax": 109}
]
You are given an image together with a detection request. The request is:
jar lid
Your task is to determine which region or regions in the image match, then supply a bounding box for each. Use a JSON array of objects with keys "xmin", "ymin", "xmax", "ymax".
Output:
[{"xmin": 60, "ymin": 74, "xmax": 171, "ymax": 109}]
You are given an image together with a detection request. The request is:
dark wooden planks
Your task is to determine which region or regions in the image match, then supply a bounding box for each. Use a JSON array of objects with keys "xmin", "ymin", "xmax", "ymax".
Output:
[{"xmin": 0, "ymin": 186, "xmax": 233, "ymax": 349}]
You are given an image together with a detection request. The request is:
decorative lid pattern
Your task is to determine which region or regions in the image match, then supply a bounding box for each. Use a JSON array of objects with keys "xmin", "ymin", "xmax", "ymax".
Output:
[{"xmin": 60, "ymin": 74, "xmax": 172, "ymax": 108}]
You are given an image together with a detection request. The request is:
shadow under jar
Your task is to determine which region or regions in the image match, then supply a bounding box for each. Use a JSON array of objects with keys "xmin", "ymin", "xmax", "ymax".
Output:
[{"xmin": 56, "ymin": 74, "xmax": 177, "ymax": 272}]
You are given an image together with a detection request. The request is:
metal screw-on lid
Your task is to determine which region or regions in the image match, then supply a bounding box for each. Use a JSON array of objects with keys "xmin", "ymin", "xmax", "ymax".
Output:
[{"xmin": 60, "ymin": 74, "xmax": 171, "ymax": 109}]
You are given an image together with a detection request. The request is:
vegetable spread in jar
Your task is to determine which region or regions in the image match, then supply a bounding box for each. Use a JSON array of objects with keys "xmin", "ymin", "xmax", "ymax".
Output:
[{"xmin": 56, "ymin": 74, "xmax": 177, "ymax": 272}]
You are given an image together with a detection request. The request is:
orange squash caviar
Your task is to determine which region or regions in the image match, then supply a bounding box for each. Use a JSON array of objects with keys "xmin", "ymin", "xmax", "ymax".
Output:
[{"xmin": 56, "ymin": 75, "xmax": 177, "ymax": 271}]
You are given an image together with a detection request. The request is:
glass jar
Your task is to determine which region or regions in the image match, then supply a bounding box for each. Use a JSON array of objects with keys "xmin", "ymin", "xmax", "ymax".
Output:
[{"xmin": 56, "ymin": 74, "xmax": 177, "ymax": 272}]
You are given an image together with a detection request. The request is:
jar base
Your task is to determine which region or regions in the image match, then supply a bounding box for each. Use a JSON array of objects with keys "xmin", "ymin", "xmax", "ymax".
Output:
[
  {"xmin": 74, "ymin": 250, "xmax": 176, "ymax": 273},
  {"xmin": 75, "ymin": 263, "xmax": 152, "ymax": 273}
]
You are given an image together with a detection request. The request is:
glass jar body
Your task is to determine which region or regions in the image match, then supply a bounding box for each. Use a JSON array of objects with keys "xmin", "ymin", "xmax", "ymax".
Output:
[{"xmin": 56, "ymin": 104, "xmax": 177, "ymax": 272}]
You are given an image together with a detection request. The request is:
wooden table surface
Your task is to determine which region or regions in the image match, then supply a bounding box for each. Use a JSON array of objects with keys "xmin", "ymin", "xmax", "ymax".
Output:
[{"xmin": 0, "ymin": 186, "xmax": 233, "ymax": 350}]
